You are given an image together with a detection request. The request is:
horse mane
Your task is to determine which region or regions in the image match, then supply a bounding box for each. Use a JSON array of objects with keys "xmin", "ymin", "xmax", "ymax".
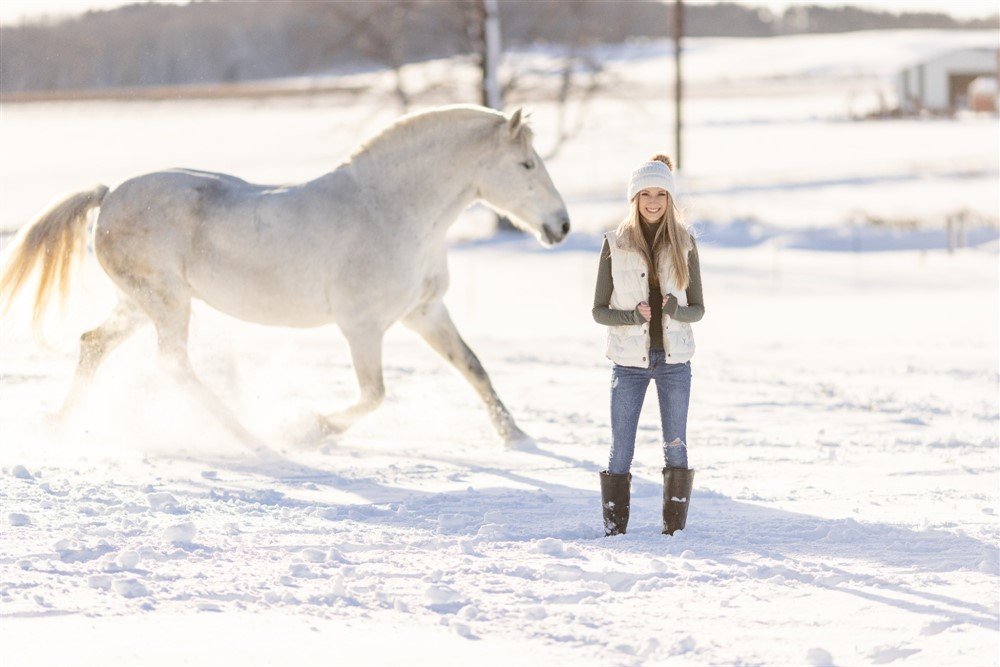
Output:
[{"xmin": 346, "ymin": 105, "xmax": 533, "ymax": 164}]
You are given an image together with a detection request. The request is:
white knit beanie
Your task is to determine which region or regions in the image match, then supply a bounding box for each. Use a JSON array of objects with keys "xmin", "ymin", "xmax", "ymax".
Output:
[{"xmin": 627, "ymin": 161, "xmax": 675, "ymax": 201}]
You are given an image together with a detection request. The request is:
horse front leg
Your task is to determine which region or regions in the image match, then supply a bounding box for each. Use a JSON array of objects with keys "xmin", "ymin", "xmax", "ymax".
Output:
[
  {"xmin": 319, "ymin": 328, "xmax": 386, "ymax": 435},
  {"xmin": 402, "ymin": 300, "xmax": 530, "ymax": 446}
]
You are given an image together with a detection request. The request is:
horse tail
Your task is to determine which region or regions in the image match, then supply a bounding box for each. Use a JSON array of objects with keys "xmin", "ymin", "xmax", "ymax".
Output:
[{"xmin": 1, "ymin": 185, "xmax": 109, "ymax": 335}]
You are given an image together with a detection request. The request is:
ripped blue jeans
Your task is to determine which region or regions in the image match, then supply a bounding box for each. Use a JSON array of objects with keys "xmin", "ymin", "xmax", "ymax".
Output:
[{"xmin": 608, "ymin": 349, "xmax": 691, "ymax": 474}]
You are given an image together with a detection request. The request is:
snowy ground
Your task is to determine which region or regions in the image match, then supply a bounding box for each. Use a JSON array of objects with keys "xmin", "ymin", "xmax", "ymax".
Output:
[{"xmin": 2, "ymin": 30, "xmax": 999, "ymax": 667}]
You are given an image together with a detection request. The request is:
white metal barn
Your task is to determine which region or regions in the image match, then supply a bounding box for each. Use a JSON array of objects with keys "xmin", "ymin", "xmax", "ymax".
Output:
[{"xmin": 897, "ymin": 47, "xmax": 999, "ymax": 113}]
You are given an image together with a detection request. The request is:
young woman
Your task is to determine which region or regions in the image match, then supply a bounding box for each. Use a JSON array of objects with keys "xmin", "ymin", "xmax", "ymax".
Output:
[{"xmin": 592, "ymin": 155, "xmax": 704, "ymax": 536}]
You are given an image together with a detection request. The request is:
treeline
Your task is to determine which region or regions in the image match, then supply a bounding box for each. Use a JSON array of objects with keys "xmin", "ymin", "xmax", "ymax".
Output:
[{"xmin": 2, "ymin": 1, "xmax": 996, "ymax": 93}]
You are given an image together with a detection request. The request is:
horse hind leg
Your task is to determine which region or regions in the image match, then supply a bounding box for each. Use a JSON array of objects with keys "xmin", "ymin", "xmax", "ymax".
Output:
[
  {"xmin": 130, "ymin": 278, "xmax": 263, "ymax": 449},
  {"xmin": 60, "ymin": 296, "xmax": 147, "ymax": 415}
]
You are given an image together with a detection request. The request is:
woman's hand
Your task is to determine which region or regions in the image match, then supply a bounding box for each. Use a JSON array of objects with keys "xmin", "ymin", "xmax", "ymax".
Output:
[{"xmin": 637, "ymin": 301, "xmax": 652, "ymax": 322}]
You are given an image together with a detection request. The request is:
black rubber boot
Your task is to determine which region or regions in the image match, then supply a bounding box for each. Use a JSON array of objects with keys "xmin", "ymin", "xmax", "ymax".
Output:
[
  {"xmin": 662, "ymin": 467, "xmax": 695, "ymax": 535},
  {"xmin": 599, "ymin": 470, "xmax": 631, "ymax": 536}
]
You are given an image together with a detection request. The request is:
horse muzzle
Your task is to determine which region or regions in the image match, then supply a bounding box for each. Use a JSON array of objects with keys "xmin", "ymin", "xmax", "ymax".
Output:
[{"xmin": 541, "ymin": 212, "xmax": 571, "ymax": 246}]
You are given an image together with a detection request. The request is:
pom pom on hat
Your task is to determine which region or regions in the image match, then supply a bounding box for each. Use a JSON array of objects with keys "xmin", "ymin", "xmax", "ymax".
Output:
[{"xmin": 627, "ymin": 161, "xmax": 675, "ymax": 201}]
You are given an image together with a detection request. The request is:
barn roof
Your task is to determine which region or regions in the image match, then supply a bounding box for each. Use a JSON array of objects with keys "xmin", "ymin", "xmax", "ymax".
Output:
[{"xmin": 900, "ymin": 46, "xmax": 999, "ymax": 73}]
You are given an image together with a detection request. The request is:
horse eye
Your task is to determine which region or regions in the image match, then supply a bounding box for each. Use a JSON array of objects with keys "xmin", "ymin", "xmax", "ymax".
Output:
[{"xmin": 520, "ymin": 160, "xmax": 535, "ymax": 170}]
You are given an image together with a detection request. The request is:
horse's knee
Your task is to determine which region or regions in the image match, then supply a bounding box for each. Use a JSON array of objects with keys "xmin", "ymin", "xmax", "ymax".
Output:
[
  {"xmin": 80, "ymin": 329, "xmax": 103, "ymax": 350},
  {"xmin": 78, "ymin": 330, "xmax": 108, "ymax": 366}
]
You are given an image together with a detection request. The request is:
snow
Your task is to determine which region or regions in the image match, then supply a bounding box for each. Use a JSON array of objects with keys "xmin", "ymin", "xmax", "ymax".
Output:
[
  {"xmin": 2, "ymin": 29, "xmax": 998, "ymax": 667},
  {"xmin": 11, "ymin": 464, "xmax": 33, "ymax": 479},
  {"xmin": 145, "ymin": 492, "xmax": 183, "ymax": 513},
  {"xmin": 161, "ymin": 522, "xmax": 197, "ymax": 545},
  {"xmin": 110, "ymin": 578, "xmax": 149, "ymax": 599},
  {"xmin": 8, "ymin": 512, "xmax": 31, "ymax": 526}
]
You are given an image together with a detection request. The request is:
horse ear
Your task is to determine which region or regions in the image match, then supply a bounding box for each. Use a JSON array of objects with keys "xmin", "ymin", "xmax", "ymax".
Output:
[{"xmin": 507, "ymin": 108, "xmax": 523, "ymax": 138}]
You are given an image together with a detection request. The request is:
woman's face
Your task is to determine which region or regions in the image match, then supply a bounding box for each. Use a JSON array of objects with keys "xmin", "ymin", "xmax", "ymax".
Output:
[{"xmin": 637, "ymin": 188, "xmax": 668, "ymax": 223}]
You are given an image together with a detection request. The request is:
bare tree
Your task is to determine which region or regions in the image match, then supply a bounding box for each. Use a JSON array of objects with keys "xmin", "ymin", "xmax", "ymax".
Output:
[
  {"xmin": 317, "ymin": 1, "xmax": 423, "ymax": 112},
  {"xmin": 538, "ymin": 2, "xmax": 619, "ymax": 160}
]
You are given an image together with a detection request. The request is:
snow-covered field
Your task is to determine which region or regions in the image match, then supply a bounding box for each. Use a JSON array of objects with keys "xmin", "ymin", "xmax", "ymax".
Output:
[{"xmin": 2, "ymin": 30, "xmax": 998, "ymax": 666}]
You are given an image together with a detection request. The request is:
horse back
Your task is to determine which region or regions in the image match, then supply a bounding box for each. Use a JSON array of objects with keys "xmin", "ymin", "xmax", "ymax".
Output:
[{"xmin": 93, "ymin": 167, "xmax": 401, "ymax": 328}]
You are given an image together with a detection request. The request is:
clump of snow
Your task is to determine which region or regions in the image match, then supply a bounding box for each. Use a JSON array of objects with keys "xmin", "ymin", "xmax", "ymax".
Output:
[
  {"xmin": 326, "ymin": 548, "xmax": 349, "ymax": 564},
  {"xmin": 671, "ymin": 636, "xmax": 697, "ymax": 655},
  {"xmin": 532, "ymin": 537, "xmax": 581, "ymax": 558},
  {"xmin": 8, "ymin": 512, "xmax": 31, "ymax": 526},
  {"xmin": 111, "ymin": 578, "xmax": 149, "ymax": 598},
  {"xmin": 524, "ymin": 605, "xmax": 547, "ymax": 620},
  {"xmin": 977, "ymin": 559, "xmax": 998, "ymax": 575},
  {"xmin": 806, "ymin": 647, "xmax": 835, "ymax": 666},
  {"xmin": 288, "ymin": 563, "xmax": 320, "ymax": 579},
  {"xmin": 424, "ymin": 585, "xmax": 466, "ymax": 613},
  {"xmin": 11, "ymin": 465, "xmax": 33, "ymax": 480},
  {"xmin": 300, "ymin": 548, "xmax": 326, "ymax": 563},
  {"xmin": 146, "ymin": 492, "xmax": 184, "ymax": 513},
  {"xmin": 162, "ymin": 522, "xmax": 197, "ymax": 545},
  {"xmin": 476, "ymin": 523, "xmax": 509, "ymax": 540},
  {"xmin": 437, "ymin": 513, "xmax": 473, "ymax": 534},
  {"xmin": 53, "ymin": 538, "xmax": 114, "ymax": 563},
  {"xmin": 115, "ymin": 550, "xmax": 141, "ymax": 570}
]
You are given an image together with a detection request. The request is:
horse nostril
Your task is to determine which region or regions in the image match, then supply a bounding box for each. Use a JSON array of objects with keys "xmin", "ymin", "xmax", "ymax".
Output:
[{"xmin": 561, "ymin": 220, "xmax": 570, "ymax": 236}]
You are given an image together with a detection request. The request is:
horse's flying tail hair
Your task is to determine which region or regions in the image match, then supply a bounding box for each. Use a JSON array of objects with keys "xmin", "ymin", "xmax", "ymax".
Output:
[{"xmin": 0, "ymin": 185, "xmax": 108, "ymax": 337}]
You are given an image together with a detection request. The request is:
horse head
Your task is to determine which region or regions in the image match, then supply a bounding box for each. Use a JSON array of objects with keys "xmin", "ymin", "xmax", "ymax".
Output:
[{"xmin": 476, "ymin": 108, "xmax": 570, "ymax": 247}]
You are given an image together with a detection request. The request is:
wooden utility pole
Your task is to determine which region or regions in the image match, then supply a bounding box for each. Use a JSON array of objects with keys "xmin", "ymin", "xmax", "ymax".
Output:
[{"xmin": 674, "ymin": 0, "xmax": 683, "ymax": 170}]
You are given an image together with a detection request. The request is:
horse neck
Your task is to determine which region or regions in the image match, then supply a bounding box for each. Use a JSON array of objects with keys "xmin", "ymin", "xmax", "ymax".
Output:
[{"xmin": 346, "ymin": 114, "xmax": 490, "ymax": 234}]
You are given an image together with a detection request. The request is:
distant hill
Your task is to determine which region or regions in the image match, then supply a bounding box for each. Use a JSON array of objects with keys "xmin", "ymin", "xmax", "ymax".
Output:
[{"xmin": 1, "ymin": 1, "xmax": 997, "ymax": 94}]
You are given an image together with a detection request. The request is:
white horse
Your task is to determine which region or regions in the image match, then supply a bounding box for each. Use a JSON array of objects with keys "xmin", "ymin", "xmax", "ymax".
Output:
[{"xmin": 1, "ymin": 104, "xmax": 569, "ymax": 446}]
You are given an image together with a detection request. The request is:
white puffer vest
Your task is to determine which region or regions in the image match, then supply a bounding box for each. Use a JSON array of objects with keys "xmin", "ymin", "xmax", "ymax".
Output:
[{"xmin": 604, "ymin": 229, "xmax": 696, "ymax": 368}]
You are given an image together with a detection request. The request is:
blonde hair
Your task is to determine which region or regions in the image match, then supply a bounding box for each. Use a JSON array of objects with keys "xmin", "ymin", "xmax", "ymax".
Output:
[{"xmin": 614, "ymin": 154, "xmax": 692, "ymax": 290}]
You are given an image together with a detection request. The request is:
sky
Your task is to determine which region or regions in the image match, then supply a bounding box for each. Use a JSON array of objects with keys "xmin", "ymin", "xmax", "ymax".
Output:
[{"xmin": 1, "ymin": 0, "xmax": 997, "ymax": 26}]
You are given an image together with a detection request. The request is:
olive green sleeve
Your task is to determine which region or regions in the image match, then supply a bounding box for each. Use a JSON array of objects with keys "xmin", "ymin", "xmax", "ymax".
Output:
[
  {"xmin": 664, "ymin": 238, "xmax": 705, "ymax": 323},
  {"xmin": 592, "ymin": 238, "xmax": 644, "ymax": 326}
]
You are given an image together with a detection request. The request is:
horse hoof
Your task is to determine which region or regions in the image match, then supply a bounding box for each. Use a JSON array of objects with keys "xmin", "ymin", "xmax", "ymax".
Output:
[
  {"xmin": 504, "ymin": 431, "xmax": 536, "ymax": 451},
  {"xmin": 319, "ymin": 418, "xmax": 346, "ymax": 437},
  {"xmin": 286, "ymin": 415, "xmax": 339, "ymax": 447},
  {"xmin": 310, "ymin": 414, "xmax": 347, "ymax": 440}
]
